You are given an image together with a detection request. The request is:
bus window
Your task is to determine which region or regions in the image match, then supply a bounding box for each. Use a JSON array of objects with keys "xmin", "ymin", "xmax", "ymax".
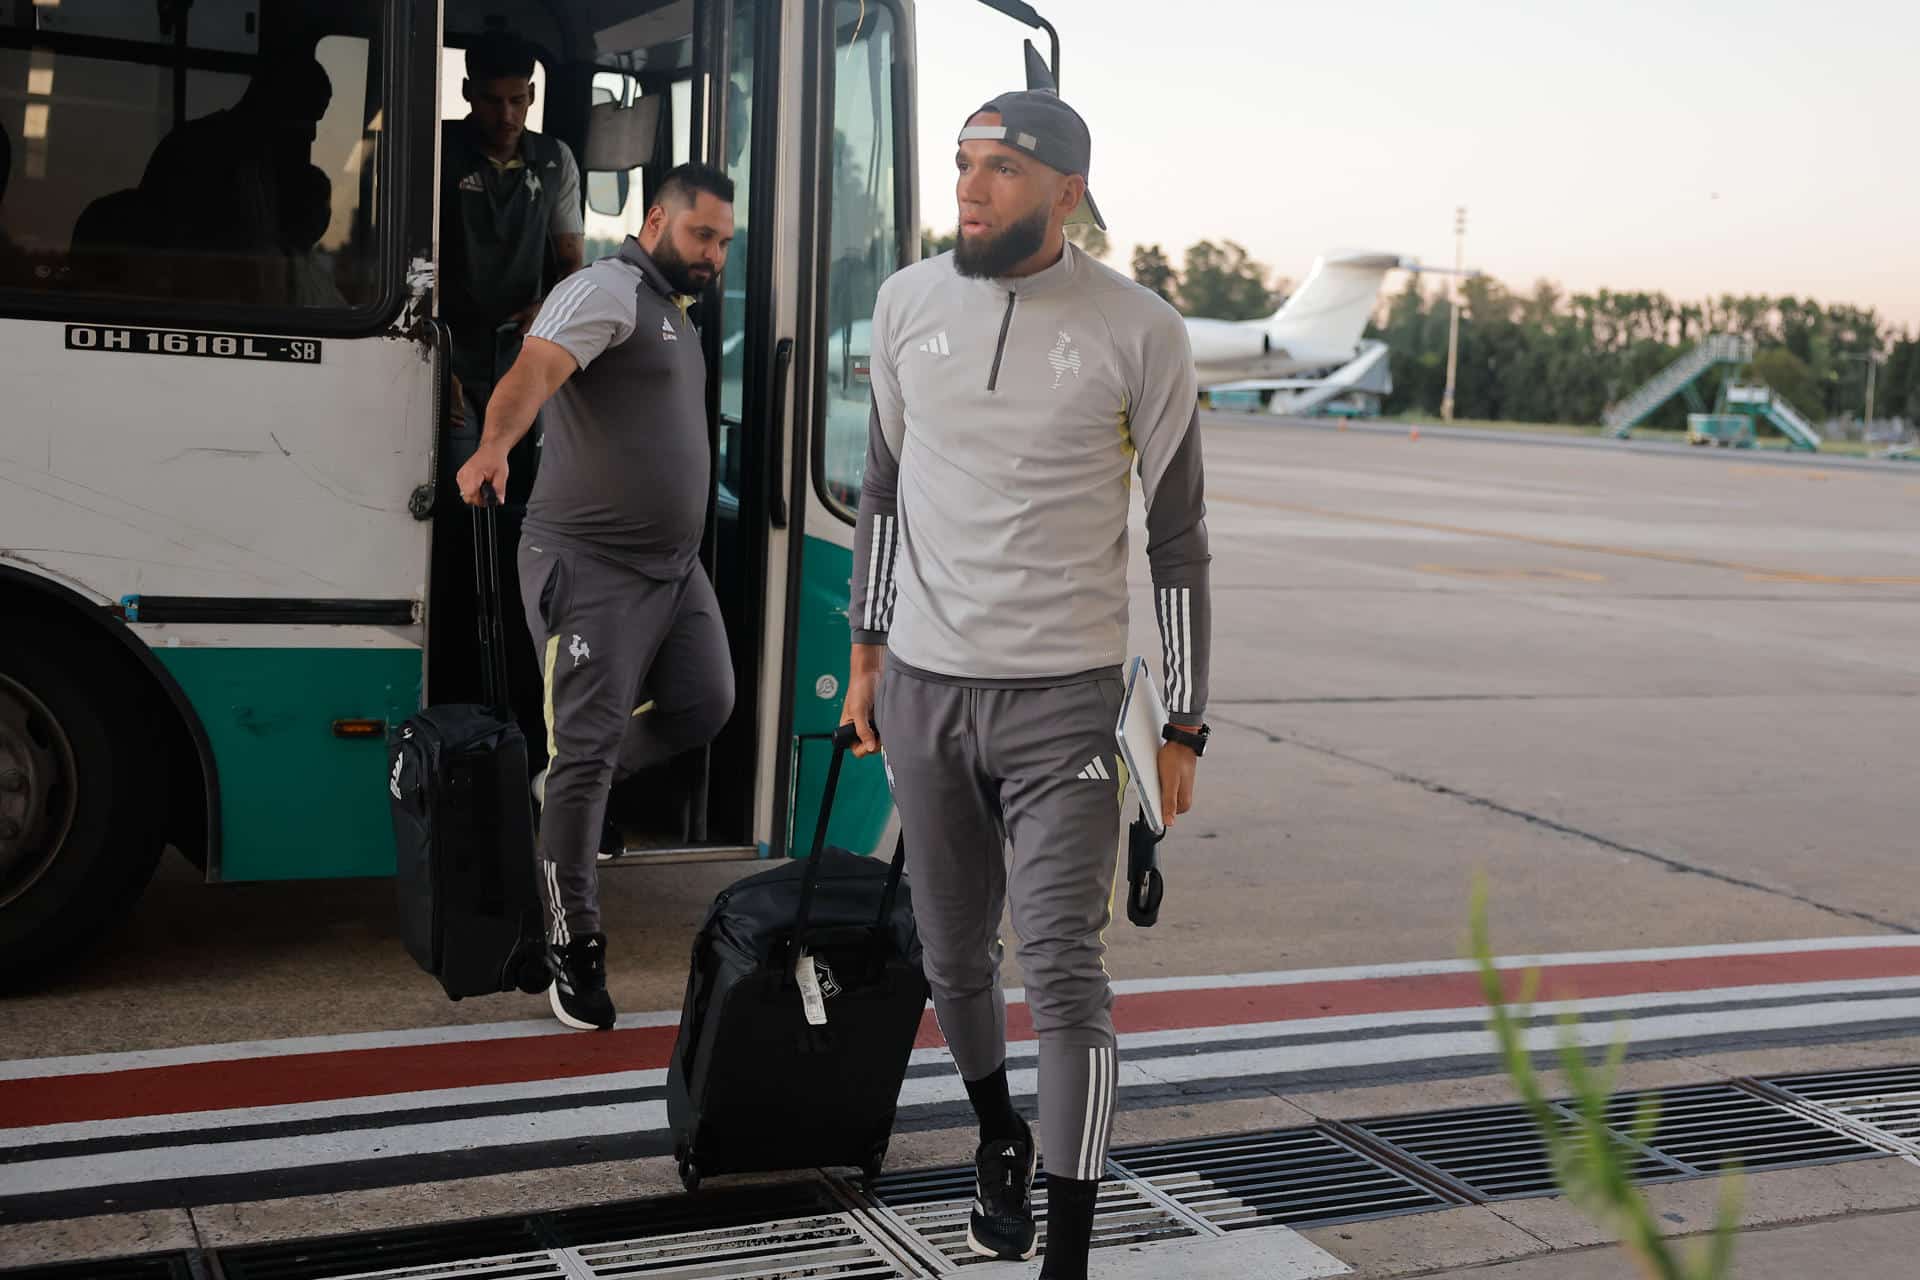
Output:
[
  {"xmin": 0, "ymin": 1, "xmax": 391, "ymax": 314},
  {"xmin": 816, "ymin": 0, "xmax": 905, "ymax": 516},
  {"xmin": 438, "ymin": 48, "xmax": 546, "ymax": 132}
]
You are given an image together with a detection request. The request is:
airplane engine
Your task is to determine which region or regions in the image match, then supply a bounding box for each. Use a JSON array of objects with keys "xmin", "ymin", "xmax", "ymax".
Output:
[{"xmin": 1184, "ymin": 318, "xmax": 1268, "ymax": 368}]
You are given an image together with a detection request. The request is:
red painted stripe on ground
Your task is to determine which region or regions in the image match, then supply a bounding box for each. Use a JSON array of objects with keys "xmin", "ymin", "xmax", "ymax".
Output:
[{"xmin": 8, "ymin": 945, "xmax": 1917, "ymax": 1128}]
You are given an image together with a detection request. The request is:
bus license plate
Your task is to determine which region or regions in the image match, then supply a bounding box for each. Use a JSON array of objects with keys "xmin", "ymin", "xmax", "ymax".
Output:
[{"xmin": 65, "ymin": 325, "xmax": 323, "ymax": 364}]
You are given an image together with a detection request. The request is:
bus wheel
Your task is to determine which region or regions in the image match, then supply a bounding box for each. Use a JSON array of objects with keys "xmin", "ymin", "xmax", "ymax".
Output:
[{"xmin": 0, "ymin": 640, "xmax": 164, "ymax": 990}]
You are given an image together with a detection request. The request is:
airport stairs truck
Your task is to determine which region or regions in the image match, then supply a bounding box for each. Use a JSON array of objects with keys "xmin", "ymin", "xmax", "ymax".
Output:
[{"xmin": 1603, "ymin": 333, "xmax": 1820, "ymax": 451}]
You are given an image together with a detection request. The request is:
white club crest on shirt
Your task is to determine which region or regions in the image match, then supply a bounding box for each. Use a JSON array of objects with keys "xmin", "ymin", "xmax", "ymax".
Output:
[
  {"xmin": 1047, "ymin": 330, "xmax": 1082, "ymax": 388},
  {"xmin": 569, "ymin": 634, "xmax": 592, "ymax": 667}
]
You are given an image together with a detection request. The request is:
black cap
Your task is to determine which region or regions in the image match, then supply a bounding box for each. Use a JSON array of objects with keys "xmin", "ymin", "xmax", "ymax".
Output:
[{"xmin": 961, "ymin": 89, "xmax": 1106, "ymax": 231}]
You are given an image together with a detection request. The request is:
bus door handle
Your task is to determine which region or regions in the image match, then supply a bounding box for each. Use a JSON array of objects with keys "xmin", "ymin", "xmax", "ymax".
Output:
[{"xmin": 769, "ymin": 336, "xmax": 794, "ymax": 529}]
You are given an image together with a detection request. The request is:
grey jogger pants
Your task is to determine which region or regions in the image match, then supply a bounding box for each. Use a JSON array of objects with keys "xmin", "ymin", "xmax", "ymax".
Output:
[
  {"xmin": 874, "ymin": 658, "xmax": 1126, "ymax": 1182},
  {"xmin": 519, "ymin": 541, "xmax": 734, "ymax": 939}
]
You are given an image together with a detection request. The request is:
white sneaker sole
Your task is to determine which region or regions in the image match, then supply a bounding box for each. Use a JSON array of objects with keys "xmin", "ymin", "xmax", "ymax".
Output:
[
  {"xmin": 548, "ymin": 981, "xmax": 601, "ymax": 1031},
  {"xmin": 965, "ymin": 1222, "xmax": 1037, "ymax": 1261}
]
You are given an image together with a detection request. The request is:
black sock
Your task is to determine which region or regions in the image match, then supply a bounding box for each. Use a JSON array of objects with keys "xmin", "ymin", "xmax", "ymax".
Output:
[
  {"xmin": 963, "ymin": 1064, "xmax": 1026, "ymax": 1143},
  {"xmin": 1038, "ymin": 1174, "xmax": 1099, "ymax": 1279}
]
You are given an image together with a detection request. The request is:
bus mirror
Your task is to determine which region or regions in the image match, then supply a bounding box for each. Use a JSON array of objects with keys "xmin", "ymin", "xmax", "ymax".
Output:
[{"xmin": 587, "ymin": 170, "xmax": 631, "ymax": 217}]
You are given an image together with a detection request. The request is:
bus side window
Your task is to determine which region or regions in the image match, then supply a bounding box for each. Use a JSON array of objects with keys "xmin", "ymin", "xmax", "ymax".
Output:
[
  {"xmin": 0, "ymin": 7, "xmax": 387, "ymax": 315},
  {"xmin": 817, "ymin": 0, "xmax": 906, "ymax": 515}
]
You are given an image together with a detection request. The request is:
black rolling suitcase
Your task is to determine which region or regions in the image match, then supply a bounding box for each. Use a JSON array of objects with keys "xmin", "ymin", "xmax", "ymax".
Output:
[
  {"xmin": 387, "ymin": 487, "xmax": 552, "ymax": 1000},
  {"xmin": 667, "ymin": 724, "xmax": 929, "ymax": 1192}
]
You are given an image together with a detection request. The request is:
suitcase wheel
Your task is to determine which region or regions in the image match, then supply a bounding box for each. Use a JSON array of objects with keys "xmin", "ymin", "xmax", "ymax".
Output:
[{"xmin": 677, "ymin": 1154, "xmax": 701, "ymax": 1194}]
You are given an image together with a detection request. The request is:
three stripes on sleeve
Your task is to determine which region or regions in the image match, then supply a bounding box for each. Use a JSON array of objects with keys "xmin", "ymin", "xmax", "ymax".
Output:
[{"xmin": 862, "ymin": 514, "xmax": 900, "ymax": 633}]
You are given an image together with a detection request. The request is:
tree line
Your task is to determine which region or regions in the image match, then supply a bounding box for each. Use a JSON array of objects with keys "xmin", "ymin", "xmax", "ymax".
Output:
[
  {"xmin": 1369, "ymin": 276, "xmax": 1920, "ymax": 431},
  {"xmin": 921, "ymin": 228, "xmax": 1918, "ymax": 431}
]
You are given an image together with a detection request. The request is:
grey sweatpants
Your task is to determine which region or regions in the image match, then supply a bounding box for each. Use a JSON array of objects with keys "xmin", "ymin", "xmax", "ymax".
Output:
[
  {"xmin": 874, "ymin": 659, "xmax": 1126, "ymax": 1182},
  {"xmin": 519, "ymin": 542, "xmax": 734, "ymax": 939}
]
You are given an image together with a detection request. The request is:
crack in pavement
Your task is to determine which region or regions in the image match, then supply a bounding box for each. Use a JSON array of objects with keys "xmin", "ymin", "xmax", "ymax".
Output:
[{"xmin": 1212, "ymin": 714, "xmax": 1917, "ymax": 936}]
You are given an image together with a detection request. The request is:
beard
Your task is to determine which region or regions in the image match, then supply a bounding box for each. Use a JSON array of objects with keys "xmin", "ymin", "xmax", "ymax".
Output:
[
  {"xmin": 651, "ymin": 233, "xmax": 715, "ymax": 296},
  {"xmin": 954, "ymin": 206, "xmax": 1049, "ymax": 279}
]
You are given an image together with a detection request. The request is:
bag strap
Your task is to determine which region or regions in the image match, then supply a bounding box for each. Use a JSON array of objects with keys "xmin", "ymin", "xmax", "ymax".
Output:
[
  {"xmin": 875, "ymin": 833, "xmax": 908, "ymax": 928},
  {"xmin": 469, "ymin": 484, "xmax": 510, "ymax": 715},
  {"xmin": 790, "ymin": 721, "xmax": 861, "ymax": 943}
]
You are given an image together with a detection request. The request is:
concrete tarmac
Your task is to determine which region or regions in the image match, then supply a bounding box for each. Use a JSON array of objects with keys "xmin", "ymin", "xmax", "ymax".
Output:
[{"xmin": 3, "ymin": 416, "xmax": 1917, "ymax": 1274}]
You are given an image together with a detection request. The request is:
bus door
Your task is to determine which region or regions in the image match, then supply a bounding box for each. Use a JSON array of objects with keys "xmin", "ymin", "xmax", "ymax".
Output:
[
  {"xmin": 773, "ymin": 0, "xmax": 916, "ymax": 860},
  {"xmin": 440, "ymin": 0, "xmax": 777, "ymax": 857}
]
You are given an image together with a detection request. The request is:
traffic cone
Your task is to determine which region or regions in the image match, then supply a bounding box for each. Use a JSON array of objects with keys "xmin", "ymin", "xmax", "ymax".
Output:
[{"xmin": 1409, "ymin": 425, "xmax": 1421, "ymax": 442}]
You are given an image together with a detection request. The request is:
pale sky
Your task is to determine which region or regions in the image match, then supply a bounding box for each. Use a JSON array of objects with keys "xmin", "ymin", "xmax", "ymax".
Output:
[{"xmin": 916, "ymin": 0, "xmax": 1919, "ymax": 331}]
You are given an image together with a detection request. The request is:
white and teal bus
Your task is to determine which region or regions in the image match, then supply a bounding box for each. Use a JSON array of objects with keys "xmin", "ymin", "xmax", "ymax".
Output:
[{"xmin": 0, "ymin": 0, "xmax": 1059, "ymax": 982}]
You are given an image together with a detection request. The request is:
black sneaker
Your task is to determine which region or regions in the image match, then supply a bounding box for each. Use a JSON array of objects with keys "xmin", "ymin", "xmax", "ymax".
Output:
[
  {"xmin": 967, "ymin": 1125, "xmax": 1038, "ymax": 1261},
  {"xmin": 549, "ymin": 933, "xmax": 616, "ymax": 1030},
  {"xmin": 595, "ymin": 816, "xmax": 629, "ymax": 862}
]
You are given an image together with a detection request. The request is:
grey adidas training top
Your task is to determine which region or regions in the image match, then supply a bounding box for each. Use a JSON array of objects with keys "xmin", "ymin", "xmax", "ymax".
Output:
[{"xmin": 850, "ymin": 245, "xmax": 1212, "ymax": 719}]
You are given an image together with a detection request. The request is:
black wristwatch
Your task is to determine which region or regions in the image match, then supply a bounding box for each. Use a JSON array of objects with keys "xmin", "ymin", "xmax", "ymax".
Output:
[{"xmin": 1161, "ymin": 722, "xmax": 1210, "ymax": 757}]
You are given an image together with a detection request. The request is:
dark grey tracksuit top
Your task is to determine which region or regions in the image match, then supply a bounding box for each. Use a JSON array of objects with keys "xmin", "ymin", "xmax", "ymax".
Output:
[{"xmin": 850, "ymin": 244, "xmax": 1211, "ymax": 719}]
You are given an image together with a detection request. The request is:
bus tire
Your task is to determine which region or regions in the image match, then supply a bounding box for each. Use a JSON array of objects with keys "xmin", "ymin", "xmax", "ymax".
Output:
[{"xmin": 0, "ymin": 634, "xmax": 165, "ymax": 990}]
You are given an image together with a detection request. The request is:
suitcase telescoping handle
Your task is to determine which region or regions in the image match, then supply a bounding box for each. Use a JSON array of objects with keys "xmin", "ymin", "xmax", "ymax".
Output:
[
  {"xmin": 790, "ymin": 722, "xmax": 908, "ymax": 947},
  {"xmin": 470, "ymin": 483, "xmax": 511, "ymax": 715}
]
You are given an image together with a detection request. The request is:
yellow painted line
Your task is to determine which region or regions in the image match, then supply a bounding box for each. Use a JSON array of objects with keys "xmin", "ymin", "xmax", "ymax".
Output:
[
  {"xmin": 1417, "ymin": 564, "xmax": 1607, "ymax": 583},
  {"xmin": 1213, "ymin": 493, "xmax": 1918, "ymax": 585},
  {"xmin": 1729, "ymin": 464, "xmax": 1833, "ymax": 482},
  {"xmin": 1746, "ymin": 572, "xmax": 1920, "ymax": 586}
]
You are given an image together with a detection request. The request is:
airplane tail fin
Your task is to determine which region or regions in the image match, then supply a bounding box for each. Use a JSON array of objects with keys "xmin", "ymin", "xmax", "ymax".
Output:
[{"xmin": 1264, "ymin": 251, "xmax": 1404, "ymax": 362}]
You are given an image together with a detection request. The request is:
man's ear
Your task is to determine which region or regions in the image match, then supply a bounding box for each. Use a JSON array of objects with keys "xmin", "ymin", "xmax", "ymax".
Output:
[
  {"xmin": 1058, "ymin": 174, "xmax": 1087, "ymax": 219},
  {"xmin": 527, "ymin": 79, "xmax": 538, "ymax": 107},
  {"xmin": 461, "ymin": 77, "xmax": 474, "ymax": 105}
]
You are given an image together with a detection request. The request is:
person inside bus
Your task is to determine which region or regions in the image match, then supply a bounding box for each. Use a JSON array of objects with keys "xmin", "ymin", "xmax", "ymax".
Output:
[
  {"xmin": 283, "ymin": 164, "xmax": 348, "ymax": 309},
  {"xmin": 453, "ymin": 164, "xmax": 737, "ymax": 1032},
  {"xmin": 137, "ymin": 52, "xmax": 334, "ymax": 305},
  {"xmin": 434, "ymin": 29, "xmax": 587, "ymax": 771}
]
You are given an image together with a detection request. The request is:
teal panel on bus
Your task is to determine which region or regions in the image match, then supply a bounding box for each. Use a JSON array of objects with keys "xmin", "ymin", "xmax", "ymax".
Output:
[
  {"xmin": 787, "ymin": 536, "xmax": 892, "ymax": 859},
  {"xmin": 154, "ymin": 646, "xmax": 422, "ymax": 881}
]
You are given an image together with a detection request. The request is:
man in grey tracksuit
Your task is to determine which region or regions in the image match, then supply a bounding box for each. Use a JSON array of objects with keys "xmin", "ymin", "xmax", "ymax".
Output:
[
  {"xmin": 841, "ymin": 90, "xmax": 1211, "ymax": 1280},
  {"xmin": 456, "ymin": 165, "xmax": 738, "ymax": 1031}
]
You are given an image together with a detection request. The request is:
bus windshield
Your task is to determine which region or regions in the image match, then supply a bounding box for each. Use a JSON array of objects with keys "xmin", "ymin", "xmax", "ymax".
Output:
[{"xmin": 0, "ymin": 0, "xmax": 392, "ymax": 316}]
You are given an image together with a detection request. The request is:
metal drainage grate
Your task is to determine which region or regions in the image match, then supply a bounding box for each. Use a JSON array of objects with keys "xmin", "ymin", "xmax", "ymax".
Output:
[
  {"xmin": 865, "ymin": 1166, "xmax": 1198, "ymax": 1267},
  {"xmin": 1109, "ymin": 1126, "xmax": 1458, "ymax": 1229},
  {"xmin": 1767, "ymin": 1066, "xmax": 1920, "ymax": 1152},
  {"xmin": 1351, "ymin": 1101, "xmax": 1680, "ymax": 1200},
  {"xmin": 1352, "ymin": 1083, "xmax": 1888, "ymax": 1202},
  {"xmin": 572, "ymin": 1213, "xmax": 918, "ymax": 1278},
  {"xmin": 215, "ymin": 1220, "xmax": 549, "ymax": 1280},
  {"xmin": 1604, "ymin": 1083, "xmax": 1883, "ymax": 1175},
  {"xmin": 0, "ymin": 1256, "xmax": 198, "ymax": 1280},
  {"xmin": 546, "ymin": 1182, "xmax": 846, "ymax": 1248}
]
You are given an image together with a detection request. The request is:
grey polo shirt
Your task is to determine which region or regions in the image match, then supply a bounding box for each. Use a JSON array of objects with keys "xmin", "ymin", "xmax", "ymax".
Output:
[{"xmin": 521, "ymin": 239, "xmax": 709, "ymax": 580}]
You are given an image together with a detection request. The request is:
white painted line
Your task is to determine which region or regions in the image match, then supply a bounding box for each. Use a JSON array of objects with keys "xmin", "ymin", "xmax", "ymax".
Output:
[
  {"xmin": 11, "ymin": 978, "xmax": 1920, "ymax": 1153},
  {"xmin": 1127, "ymin": 996, "xmax": 1920, "ymax": 1086},
  {"xmin": 0, "ymin": 1100, "xmax": 670, "ymax": 1197},
  {"xmin": 5, "ymin": 936, "xmax": 1912, "ymax": 1081}
]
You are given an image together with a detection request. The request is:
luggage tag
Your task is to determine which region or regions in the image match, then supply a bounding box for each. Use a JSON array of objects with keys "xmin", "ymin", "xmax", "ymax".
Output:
[{"xmin": 795, "ymin": 948, "xmax": 829, "ymax": 1026}]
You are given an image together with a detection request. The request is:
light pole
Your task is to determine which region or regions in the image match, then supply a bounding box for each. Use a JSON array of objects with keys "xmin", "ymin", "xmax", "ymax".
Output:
[
  {"xmin": 1844, "ymin": 351, "xmax": 1880, "ymax": 444},
  {"xmin": 1440, "ymin": 206, "xmax": 1465, "ymax": 423}
]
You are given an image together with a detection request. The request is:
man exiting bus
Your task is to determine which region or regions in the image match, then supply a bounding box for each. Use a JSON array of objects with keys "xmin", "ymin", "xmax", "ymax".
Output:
[
  {"xmin": 454, "ymin": 165, "xmax": 737, "ymax": 1032},
  {"xmin": 840, "ymin": 91, "xmax": 1212, "ymax": 1280},
  {"xmin": 435, "ymin": 30, "xmax": 586, "ymax": 771}
]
